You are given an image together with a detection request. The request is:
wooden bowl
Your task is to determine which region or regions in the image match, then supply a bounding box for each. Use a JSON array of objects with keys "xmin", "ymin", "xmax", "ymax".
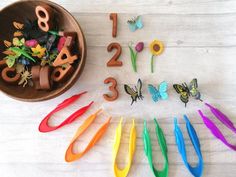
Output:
[{"xmin": 0, "ymin": 0, "xmax": 86, "ymax": 101}]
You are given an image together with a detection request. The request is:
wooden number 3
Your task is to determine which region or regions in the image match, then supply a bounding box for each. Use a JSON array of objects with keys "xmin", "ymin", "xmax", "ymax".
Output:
[
  {"xmin": 103, "ymin": 77, "xmax": 119, "ymax": 101},
  {"xmin": 107, "ymin": 42, "xmax": 123, "ymax": 67}
]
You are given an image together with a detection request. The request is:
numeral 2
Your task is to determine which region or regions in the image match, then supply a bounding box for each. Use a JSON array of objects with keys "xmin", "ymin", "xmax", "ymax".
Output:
[{"xmin": 107, "ymin": 42, "xmax": 123, "ymax": 67}]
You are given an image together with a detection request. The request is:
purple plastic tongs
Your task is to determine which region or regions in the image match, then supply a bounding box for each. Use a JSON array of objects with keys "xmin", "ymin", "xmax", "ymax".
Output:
[{"xmin": 198, "ymin": 103, "xmax": 236, "ymax": 151}]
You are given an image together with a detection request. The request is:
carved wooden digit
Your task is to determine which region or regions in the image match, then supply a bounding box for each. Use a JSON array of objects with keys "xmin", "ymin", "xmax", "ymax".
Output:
[
  {"xmin": 107, "ymin": 42, "xmax": 123, "ymax": 67},
  {"xmin": 52, "ymin": 64, "xmax": 74, "ymax": 82},
  {"xmin": 1, "ymin": 67, "xmax": 20, "ymax": 84},
  {"xmin": 31, "ymin": 65, "xmax": 41, "ymax": 89},
  {"xmin": 35, "ymin": 5, "xmax": 54, "ymax": 32},
  {"xmin": 109, "ymin": 13, "xmax": 117, "ymax": 38},
  {"xmin": 31, "ymin": 65, "xmax": 52, "ymax": 90},
  {"xmin": 52, "ymin": 47, "xmax": 78, "ymax": 67},
  {"xmin": 103, "ymin": 77, "xmax": 119, "ymax": 101},
  {"xmin": 39, "ymin": 66, "xmax": 52, "ymax": 90}
]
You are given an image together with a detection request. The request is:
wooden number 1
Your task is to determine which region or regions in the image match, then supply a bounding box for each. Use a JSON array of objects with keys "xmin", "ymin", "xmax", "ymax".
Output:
[
  {"xmin": 103, "ymin": 77, "xmax": 119, "ymax": 101},
  {"xmin": 110, "ymin": 13, "xmax": 117, "ymax": 38}
]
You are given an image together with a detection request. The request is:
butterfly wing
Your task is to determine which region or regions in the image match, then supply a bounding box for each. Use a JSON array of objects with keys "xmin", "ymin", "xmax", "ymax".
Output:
[
  {"xmin": 148, "ymin": 84, "xmax": 159, "ymax": 102},
  {"xmin": 124, "ymin": 84, "xmax": 138, "ymax": 104},
  {"xmin": 189, "ymin": 78, "xmax": 201, "ymax": 100},
  {"xmin": 135, "ymin": 16, "xmax": 143, "ymax": 29},
  {"xmin": 128, "ymin": 22, "xmax": 137, "ymax": 32},
  {"xmin": 137, "ymin": 79, "xmax": 143, "ymax": 99},
  {"xmin": 20, "ymin": 38, "xmax": 25, "ymax": 45},
  {"xmin": 173, "ymin": 84, "xmax": 189, "ymax": 106},
  {"xmin": 159, "ymin": 81, "xmax": 168, "ymax": 100},
  {"xmin": 13, "ymin": 38, "xmax": 20, "ymax": 46}
]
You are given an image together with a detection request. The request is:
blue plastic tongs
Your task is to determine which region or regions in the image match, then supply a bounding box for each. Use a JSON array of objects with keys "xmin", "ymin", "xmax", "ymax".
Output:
[{"xmin": 174, "ymin": 115, "xmax": 204, "ymax": 177}]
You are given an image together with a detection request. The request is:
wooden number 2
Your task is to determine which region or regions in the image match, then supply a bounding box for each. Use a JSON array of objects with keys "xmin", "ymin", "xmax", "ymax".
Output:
[
  {"xmin": 107, "ymin": 42, "xmax": 123, "ymax": 67},
  {"xmin": 103, "ymin": 77, "xmax": 119, "ymax": 101}
]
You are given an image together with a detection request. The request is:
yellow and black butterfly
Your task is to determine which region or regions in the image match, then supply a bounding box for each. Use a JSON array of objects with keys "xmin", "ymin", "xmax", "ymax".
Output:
[
  {"xmin": 124, "ymin": 79, "xmax": 144, "ymax": 105},
  {"xmin": 173, "ymin": 78, "xmax": 202, "ymax": 107}
]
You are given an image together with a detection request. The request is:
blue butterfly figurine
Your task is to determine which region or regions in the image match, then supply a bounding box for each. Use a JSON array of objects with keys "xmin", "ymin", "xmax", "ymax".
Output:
[
  {"xmin": 148, "ymin": 81, "xmax": 168, "ymax": 102},
  {"xmin": 127, "ymin": 16, "xmax": 143, "ymax": 32}
]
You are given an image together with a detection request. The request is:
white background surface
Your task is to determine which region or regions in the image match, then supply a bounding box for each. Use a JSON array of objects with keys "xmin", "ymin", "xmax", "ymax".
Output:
[{"xmin": 0, "ymin": 0, "xmax": 236, "ymax": 177}]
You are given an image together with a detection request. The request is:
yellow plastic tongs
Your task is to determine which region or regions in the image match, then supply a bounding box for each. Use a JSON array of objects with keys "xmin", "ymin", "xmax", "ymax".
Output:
[{"xmin": 112, "ymin": 118, "xmax": 136, "ymax": 177}]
